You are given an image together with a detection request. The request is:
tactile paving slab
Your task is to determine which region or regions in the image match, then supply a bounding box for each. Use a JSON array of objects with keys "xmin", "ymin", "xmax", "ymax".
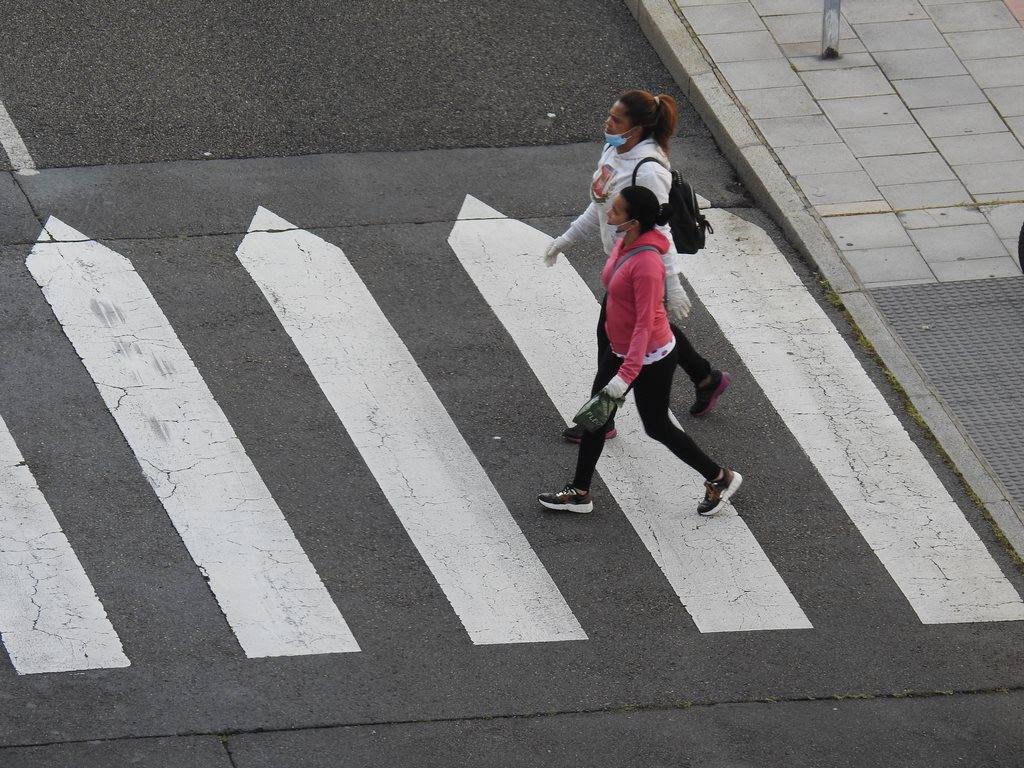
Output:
[{"xmin": 872, "ymin": 276, "xmax": 1024, "ymax": 509}]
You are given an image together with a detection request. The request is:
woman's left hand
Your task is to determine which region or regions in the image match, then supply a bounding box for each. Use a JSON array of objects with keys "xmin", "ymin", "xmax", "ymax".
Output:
[{"xmin": 603, "ymin": 375, "xmax": 628, "ymax": 399}]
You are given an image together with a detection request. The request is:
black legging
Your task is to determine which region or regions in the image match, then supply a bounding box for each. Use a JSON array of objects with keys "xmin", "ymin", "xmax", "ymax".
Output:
[{"xmin": 572, "ymin": 344, "xmax": 721, "ymax": 492}]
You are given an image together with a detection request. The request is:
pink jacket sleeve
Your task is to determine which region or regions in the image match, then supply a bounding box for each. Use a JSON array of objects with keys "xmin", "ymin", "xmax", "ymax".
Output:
[{"xmin": 616, "ymin": 259, "xmax": 665, "ymax": 386}]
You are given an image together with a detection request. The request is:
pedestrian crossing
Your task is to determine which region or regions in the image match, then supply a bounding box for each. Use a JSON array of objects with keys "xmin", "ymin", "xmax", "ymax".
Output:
[{"xmin": 2, "ymin": 200, "xmax": 1022, "ymax": 675}]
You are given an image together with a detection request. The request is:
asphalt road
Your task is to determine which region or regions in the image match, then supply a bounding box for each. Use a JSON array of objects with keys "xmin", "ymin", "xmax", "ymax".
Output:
[{"xmin": 1, "ymin": 2, "xmax": 1023, "ymax": 766}]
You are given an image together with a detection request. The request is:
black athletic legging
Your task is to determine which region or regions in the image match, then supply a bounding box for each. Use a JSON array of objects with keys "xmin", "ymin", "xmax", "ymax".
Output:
[{"xmin": 572, "ymin": 344, "xmax": 721, "ymax": 492}]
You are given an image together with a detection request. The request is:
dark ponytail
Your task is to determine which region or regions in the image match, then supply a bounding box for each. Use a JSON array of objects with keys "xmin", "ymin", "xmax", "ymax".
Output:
[
  {"xmin": 617, "ymin": 89, "xmax": 678, "ymax": 154},
  {"xmin": 621, "ymin": 185, "xmax": 673, "ymax": 234}
]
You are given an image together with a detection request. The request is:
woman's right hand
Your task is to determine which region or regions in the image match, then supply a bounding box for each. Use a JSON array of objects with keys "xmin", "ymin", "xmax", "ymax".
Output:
[{"xmin": 543, "ymin": 236, "xmax": 570, "ymax": 267}]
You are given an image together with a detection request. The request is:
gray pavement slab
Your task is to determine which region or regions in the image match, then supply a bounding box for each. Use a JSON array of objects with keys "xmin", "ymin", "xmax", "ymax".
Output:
[
  {"xmin": 945, "ymin": 27, "xmax": 1024, "ymax": 59},
  {"xmin": 899, "ymin": 206, "xmax": 990, "ymax": 229},
  {"xmin": 934, "ymin": 132, "xmax": 1024, "ymax": 165},
  {"xmin": 912, "ymin": 103, "xmax": 1009, "ymax": 138},
  {"xmin": 878, "ymin": 178, "xmax": 974, "ymax": 209},
  {"xmin": 908, "ymin": 222, "xmax": 1009, "ymax": 262},
  {"xmin": 819, "ymin": 94, "xmax": 914, "ymax": 129},
  {"xmin": 929, "ymin": 255, "xmax": 1023, "ymax": 280},
  {"xmin": 0, "ymin": 737, "xmax": 230, "ymax": 768},
  {"xmin": 860, "ymin": 152, "xmax": 957, "ymax": 186},
  {"xmin": 781, "ymin": 38, "xmax": 868, "ymax": 56},
  {"xmin": 982, "ymin": 201, "xmax": 1024, "ymax": 238},
  {"xmin": 750, "ymin": 0, "xmax": 822, "ymax": 14},
  {"xmin": 736, "ymin": 86, "xmax": 821, "ymax": 119},
  {"xmin": 954, "ymin": 160, "xmax": 1024, "ymax": 195},
  {"xmin": 763, "ymin": 11, "xmax": 855, "ymax": 43},
  {"xmin": 838, "ymin": 123, "xmax": 934, "ymax": 157},
  {"xmin": 965, "ymin": 56, "xmax": 1024, "ymax": 88},
  {"xmin": 719, "ymin": 59, "xmax": 804, "ymax": 91},
  {"xmin": 795, "ymin": 170, "xmax": 882, "ymax": 206},
  {"xmin": 776, "ymin": 143, "xmax": 863, "ymax": 175},
  {"xmin": 853, "ymin": 19, "xmax": 947, "ymax": 51},
  {"xmin": 755, "ymin": 115, "xmax": 841, "ymax": 146},
  {"xmin": 988, "ymin": 85, "xmax": 1024, "ymax": 118},
  {"xmin": 927, "ymin": 0, "xmax": 1019, "ymax": 32},
  {"xmin": 893, "ymin": 75, "xmax": 988, "ymax": 109},
  {"xmin": 800, "ymin": 67, "xmax": 894, "ymax": 99},
  {"xmin": 225, "ymin": 692, "xmax": 1024, "ymax": 768},
  {"xmin": 700, "ymin": 30, "xmax": 784, "ymax": 62},
  {"xmin": 873, "ymin": 48, "xmax": 969, "ymax": 79},
  {"xmin": 841, "ymin": 245, "xmax": 935, "ymax": 284},
  {"xmin": 841, "ymin": 0, "xmax": 931, "ymax": 23},
  {"xmin": 789, "ymin": 51, "xmax": 875, "ymax": 71},
  {"xmin": 824, "ymin": 212, "xmax": 913, "ymax": 251},
  {"xmin": 682, "ymin": 3, "xmax": 766, "ymax": 34}
]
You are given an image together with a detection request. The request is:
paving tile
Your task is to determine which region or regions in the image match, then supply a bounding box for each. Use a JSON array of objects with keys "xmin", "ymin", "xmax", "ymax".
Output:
[
  {"xmin": 789, "ymin": 52, "xmax": 876, "ymax": 71},
  {"xmin": 764, "ymin": 12, "xmax": 855, "ymax": 44},
  {"xmin": 841, "ymin": 245, "xmax": 935, "ymax": 283},
  {"xmin": 946, "ymin": 29, "xmax": 1024, "ymax": 59},
  {"xmin": 779, "ymin": 38, "xmax": 867, "ymax": 57},
  {"xmin": 873, "ymin": 48, "xmax": 968, "ymax": 79},
  {"xmin": 701, "ymin": 31, "xmax": 784, "ymax": 62},
  {"xmin": 860, "ymin": 152, "xmax": 956, "ymax": 186},
  {"xmin": 899, "ymin": 206, "xmax": 989, "ymax": 229},
  {"xmin": 975, "ymin": 191, "xmax": 1024, "ymax": 203},
  {"xmin": 684, "ymin": 3, "xmax": 766, "ymax": 34},
  {"xmin": 816, "ymin": 200, "xmax": 893, "ymax": 215},
  {"xmin": 987, "ymin": 86, "xmax": 1024, "ymax": 118},
  {"xmin": 930, "ymin": 255, "xmax": 1022, "ymax": 280},
  {"xmin": 981, "ymin": 202, "xmax": 1024, "ymax": 238},
  {"xmin": 824, "ymin": 212, "xmax": 912, "ymax": 249},
  {"xmin": 756, "ymin": 114, "xmax": 842, "ymax": 146},
  {"xmin": 954, "ymin": 160, "xmax": 1024, "ymax": 194},
  {"xmin": 892, "ymin": 76, "xmax": 987, "ymax": 109},
  {"xmin": 800, "ymin": 67, "xmax": 893, "ymax": 99},
  {"xmin": 864, "ymin": 276, "xmax": 940, "ymax": 287},
  {"xmin": 965, "ymin": 57, "xmax": 1024, "ymax": 88},
  {"xmin": 935, "ymin": 133, "xmax": 1024, "ymax": 164},
  {"xmin": 719, "ymin": 59, "xmax": 803, "ymax": 90},
  {"xmin": 841, "ymin": 0, "xmax": 930, "ymax": 23},
  {"xmin": 679, "ymin": 0, "xmax": 745, "ymax": 5},
  {"xmin": 839, "ymin": 124, "xmax": 935, "ymax": 157},
  {"xmin": 921, "ymin": 0, "xmax": 1000, "ymax": 5},
  {"xmin": 854, "ymin": 20, "xmax": 947, "ymax": 51},
  {"xmin": 909, "ymin": 222, "xmax": 1009, "ymax": 261},
  {"xmin": 774, "ymin": 143, "xmax": 864, "ymax": 174},
  {"xmin": 1009, "ymin": 116, "xmax": 1024, "ymax": 143},
  {"xmin": 737, "ymin": 86, "xmax": 820, "ymax": 118},
  {"xmin": 750, "ymin": 0, "xmax": 822, "ymax": 14},
  {"xmin": 913, "ymin": 103, "xmax": 1008, "ymax": 137},
  {"xmin": 795, "ymin": 170, "xmax": 883, "ymax": 205},
  {"xmin": 879, "ymin": 179, "xmax": 974, "ymax": 208},
  {"xmin": 927, "ymin": 0, "xmax": 1018, "ymax": 32},
  {"xmin": 1004, "ymin": 239, "xmax": 1022, "ymax": 262},
  {"xmin": 819, "ymin": 94, "xmax": 914, "ymax": 128}
]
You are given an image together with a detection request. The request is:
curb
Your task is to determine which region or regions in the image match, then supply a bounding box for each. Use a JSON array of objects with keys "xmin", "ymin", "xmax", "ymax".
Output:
[{"xmin": 626, "ymin": 0, "xmax": 1024, "ymax": 559}]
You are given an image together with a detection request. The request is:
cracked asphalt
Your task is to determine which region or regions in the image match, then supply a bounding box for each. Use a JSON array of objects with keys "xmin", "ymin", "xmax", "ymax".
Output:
[{"xmin": 1, "ymin": 1, "xmax": 1023, "ymax": 766}]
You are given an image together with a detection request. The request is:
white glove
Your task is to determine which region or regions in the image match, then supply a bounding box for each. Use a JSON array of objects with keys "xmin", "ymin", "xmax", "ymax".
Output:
[
  {"xmin": 664, "ymin": 273, "xmax": 692, "ymax": 324},
  {"xmin": 543, "ymin": 235, "xmax": 571, "ymax": 267},
  {"xmin": 602, "ymin": 375, "xmax": 628, "ymax": 399}
]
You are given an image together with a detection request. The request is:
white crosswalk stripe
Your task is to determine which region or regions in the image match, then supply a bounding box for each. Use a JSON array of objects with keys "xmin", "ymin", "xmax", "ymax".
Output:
[
  {"xmin": 686, "ymin": 209, "xmax": 1024, "ymax": 624},
  {"xmin": 0, "ymin": 412, "xmax": 129, "ymax": 674},
  {"xmin": 448, "ymin": 196, "xmax": 813, "ymax": 633},
  {"xmin": 26, "ymin": 217, "xmax": 360, "ymax": 660},
  {"xmin": 235, "ymin": 207, "xmax": 586, "ymax": 645}
]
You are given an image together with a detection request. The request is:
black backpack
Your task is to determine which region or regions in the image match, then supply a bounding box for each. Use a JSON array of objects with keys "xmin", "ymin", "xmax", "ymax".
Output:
[{"xmin": 631, "ymin": 157, "xmax": 712, "ymax": 254}]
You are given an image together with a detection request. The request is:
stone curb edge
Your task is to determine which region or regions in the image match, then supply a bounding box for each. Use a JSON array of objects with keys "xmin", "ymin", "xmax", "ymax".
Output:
[{"xmin": 624, "ymin": 0, "xmax": 1024, "ymax": 559}]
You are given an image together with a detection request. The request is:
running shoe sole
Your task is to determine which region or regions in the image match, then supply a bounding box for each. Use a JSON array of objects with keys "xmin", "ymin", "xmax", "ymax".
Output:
[
  {"xmin": 692, "ymin": 371, "xmax": 731, "ymax": 417},
  {"xmin": 538, "ymin": 498, "xmax": 594, "ymax": 514},
  {"xmin": 698, "ymin": 471, "xmax": 743, "ymax": 517}
]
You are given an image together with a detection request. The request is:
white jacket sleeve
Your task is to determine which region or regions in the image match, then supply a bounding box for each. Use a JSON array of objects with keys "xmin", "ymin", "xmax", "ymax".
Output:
[{"xmin": 560, "ymin": 201, "xmax": 601, "ymax": 245}]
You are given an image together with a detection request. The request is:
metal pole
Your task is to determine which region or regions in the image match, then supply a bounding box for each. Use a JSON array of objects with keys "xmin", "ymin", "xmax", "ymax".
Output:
[{"xmin": 822, "ymin": 0, "xmax": 841, "ymax": 59}]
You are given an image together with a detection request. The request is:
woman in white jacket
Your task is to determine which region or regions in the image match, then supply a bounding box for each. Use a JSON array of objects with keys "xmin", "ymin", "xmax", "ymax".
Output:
[{"xmin": 545, "ymin": 89, "xmax": 731, "ymax": 443}]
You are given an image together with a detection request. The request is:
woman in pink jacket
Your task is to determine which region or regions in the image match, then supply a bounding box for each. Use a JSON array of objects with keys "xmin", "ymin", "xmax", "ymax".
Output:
[{"xmin": 538, "ymin": 186, "xmax": 742, "ymax": 517}]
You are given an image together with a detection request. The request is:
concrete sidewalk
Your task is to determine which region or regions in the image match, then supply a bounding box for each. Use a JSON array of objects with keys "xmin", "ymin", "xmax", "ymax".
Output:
[{"xmin": 628, "ymin": 0, "xmax": 1024, "ymax": 553}]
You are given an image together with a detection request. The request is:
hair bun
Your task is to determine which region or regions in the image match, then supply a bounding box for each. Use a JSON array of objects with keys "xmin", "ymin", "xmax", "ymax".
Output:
[{"xmin": 655, "ymin": 202, "xmax": 674, "ymax": 226}]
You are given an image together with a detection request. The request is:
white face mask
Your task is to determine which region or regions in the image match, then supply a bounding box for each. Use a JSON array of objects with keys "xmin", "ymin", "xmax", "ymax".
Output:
[{"xmin": 614, "ymin": 218, "xmax": 637, "ymax": 234}]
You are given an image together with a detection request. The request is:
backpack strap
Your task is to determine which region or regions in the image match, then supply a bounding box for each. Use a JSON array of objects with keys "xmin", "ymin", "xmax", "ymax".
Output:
[
  {"xmin": 631, "ymin": 156, "xmax": 668, "ymax": 186},
  {"xmin": 610, "ymin": 244, "xmax": 661, "ymax": 281}
]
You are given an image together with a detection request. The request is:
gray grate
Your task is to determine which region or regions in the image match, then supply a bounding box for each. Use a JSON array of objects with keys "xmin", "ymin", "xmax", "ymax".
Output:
[{"xmin": 872, "ymin": 277, "xmax": 1024, "ymax": 508}]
